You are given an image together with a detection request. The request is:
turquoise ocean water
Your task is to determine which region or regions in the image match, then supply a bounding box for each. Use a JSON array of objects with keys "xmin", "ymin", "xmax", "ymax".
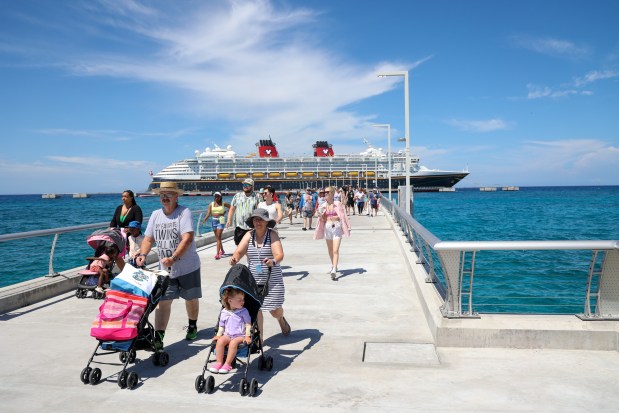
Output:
[{"xmin": 1, "ymin": 187, "xmax": 617, "ymax": 313}]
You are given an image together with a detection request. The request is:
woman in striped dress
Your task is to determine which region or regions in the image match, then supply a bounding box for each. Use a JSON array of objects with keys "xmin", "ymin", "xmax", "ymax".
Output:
[{"xmin": 230, "ymin": 208, "xmax": 290, "ymax": 340}]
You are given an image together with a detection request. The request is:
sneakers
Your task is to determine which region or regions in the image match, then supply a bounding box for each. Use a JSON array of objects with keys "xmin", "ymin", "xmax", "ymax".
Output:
[
  {"xmin": 302, "ymin": 227, "xmax": 307, "ymax": 231},
  {"xmin": 153, "ymin": 331, "xmax": 164, "ymax": 351},
  {"xmin": 214, "ymin": 253, "xmax": 221, "ymax": 260},
  {"xmin": 94, "ymin": 286, "xmax": 104, "ymax": 294},
  {"xmin": 218, "ymin": 364, "xmax": 233, "ymax": 374},
  {"xmin": 185, "ymin": 325, "xmax": 198, "ymax": 341},
  {"xmin": 208, "ymin": 363, "xmax": 223, "ymax": 374},
  {"xmin": 330, "ymin": 270, "xmax": 337, "ymax": 281},
  {"xmin": 219, "ymin": 249, "xmax": 225, "ymax": 255}
]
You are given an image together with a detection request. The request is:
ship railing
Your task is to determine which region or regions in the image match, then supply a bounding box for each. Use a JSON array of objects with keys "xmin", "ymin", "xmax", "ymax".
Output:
[
  {"xmin": 0, "ymin": 210, "xmax": 208, "ymax": 278},
  {"xmin": 380, "ymin": 197, "xmax": 619, "ymax": 320}
]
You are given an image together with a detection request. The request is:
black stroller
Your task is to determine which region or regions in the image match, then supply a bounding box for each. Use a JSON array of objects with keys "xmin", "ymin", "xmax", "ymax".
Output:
[
  {"xmin": 76, "ymin": 228, "xmax": 126, "ymax": 299},
  {"xmin": 195, "ymin": 264, "xmax": 274, "ymax": 396},
  {"xmin": 80, "ymin": 266, "xmax": 169, "ymax": 389}
]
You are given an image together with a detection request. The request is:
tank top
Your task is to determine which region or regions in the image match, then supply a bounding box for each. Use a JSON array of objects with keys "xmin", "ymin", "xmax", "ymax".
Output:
[{"xmin": 211, "ymin": 203, "xmax": 225, "ymax": 215}]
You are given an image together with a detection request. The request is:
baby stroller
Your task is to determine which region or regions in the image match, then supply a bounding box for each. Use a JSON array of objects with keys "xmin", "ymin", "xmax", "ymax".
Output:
[
  {"xmin": 79, "ymin": 264, "xmax": 169, "ymax": 389},
  {"xmin": 76, "ymin": 228, "xmax": 126, "ymax": 299},
  {"xmin": 195, "ymin": 264, "xmax": 274, "ymax": 396}
]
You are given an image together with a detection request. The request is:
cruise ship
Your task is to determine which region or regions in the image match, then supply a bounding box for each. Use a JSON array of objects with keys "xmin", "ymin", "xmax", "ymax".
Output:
[{"xmin": 147, "ymin": 139, "xmax": 468, "ymax": 193}]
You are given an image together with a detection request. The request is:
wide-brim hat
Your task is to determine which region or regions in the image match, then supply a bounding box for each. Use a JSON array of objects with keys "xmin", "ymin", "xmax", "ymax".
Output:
[
  {"xmin": 245, "ymin": 208, "xmax": 276, "ymax": 228},
  {"xmin": 242, "ymin": 178, "xmax": 254, "ymax": 186},
  {"xmin": 153, "ymin": 182, "xmax": 184, "ymax": 195}
]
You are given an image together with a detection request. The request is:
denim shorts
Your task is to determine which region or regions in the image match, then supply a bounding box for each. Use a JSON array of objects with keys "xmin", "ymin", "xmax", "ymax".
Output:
[
  {"xmin": 211, "ymin": 216, "xmax": 225, "ymax": 230},
  {"xmin": 324, "ymin": 221, "xmax": 343, "ymax": 240}
]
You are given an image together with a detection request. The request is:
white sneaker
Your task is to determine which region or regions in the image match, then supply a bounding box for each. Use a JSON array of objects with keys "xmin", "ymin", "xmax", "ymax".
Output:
[{"xmin": 94, "ymin": 286, "xmax": 104, "ymax": 294}]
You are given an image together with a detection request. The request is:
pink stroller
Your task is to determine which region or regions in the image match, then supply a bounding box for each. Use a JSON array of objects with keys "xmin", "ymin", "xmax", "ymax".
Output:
[{"xmin": 75, "ymin": 228, "xmax": 126, "ymax": 299}]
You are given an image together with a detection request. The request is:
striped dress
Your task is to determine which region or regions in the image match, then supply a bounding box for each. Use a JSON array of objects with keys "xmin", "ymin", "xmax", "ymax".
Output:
[{"xmin": 246, "ymin": 229, "xmax": 284, "ymax": 311}]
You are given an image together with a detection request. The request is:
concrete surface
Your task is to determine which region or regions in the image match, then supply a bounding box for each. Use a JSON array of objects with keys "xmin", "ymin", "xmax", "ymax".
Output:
[{"xmin": 1, "ymin": 210, "xmax": 619, "ymax": 412}]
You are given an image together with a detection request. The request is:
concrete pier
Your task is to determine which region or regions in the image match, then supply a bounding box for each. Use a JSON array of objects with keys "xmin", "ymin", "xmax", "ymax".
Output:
[{"xmin": 1, "ymin": 210, "xmax": 618, "ymax": 412}]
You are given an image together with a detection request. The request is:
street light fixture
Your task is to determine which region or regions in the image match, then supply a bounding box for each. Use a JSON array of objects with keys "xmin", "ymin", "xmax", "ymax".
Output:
[
  {"xmin": 373, "ymin": 123, "xmax": 391, "ymax": 200},
  {"xmin": 377, "ymin": 70, "xmax": 411, "ymax": 214}
]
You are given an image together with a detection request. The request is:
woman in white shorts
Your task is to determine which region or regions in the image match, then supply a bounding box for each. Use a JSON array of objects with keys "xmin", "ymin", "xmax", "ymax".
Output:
[{"xmin": 313, "ymin": 187, "xmax": 351, "ymax": 280}]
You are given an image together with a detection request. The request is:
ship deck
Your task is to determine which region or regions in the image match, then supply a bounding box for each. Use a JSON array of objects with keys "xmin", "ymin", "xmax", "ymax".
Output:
[{"xmin": 1, "ymin": 210, "xmax": 618, "ymax": 412}]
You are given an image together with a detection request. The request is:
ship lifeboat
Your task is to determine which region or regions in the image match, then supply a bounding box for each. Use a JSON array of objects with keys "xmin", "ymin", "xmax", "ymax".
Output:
[
  {"xmin": 317, "ymin": 172, "xmax": 329, "ymax": 177},
  {"xmin": 365, "ymin": 171, "xmax": 376, "ymax": 177},
  {"xmin": 301, "ymin": 172, "xmax": 314, "ymax": 177},
  {"xmin": 285, "ymin": 172, "xmax": 299, "ymax": 177},
  {"xmin": 218, "ymin": 173, "xmax": 232, "ymax": 179},
  {"xmin": 252, "ymin": 172, "xmax": 265, "ymax": 178},
  {"xmin": 348, "ymin": 171, "xmax": 359, "ymax": 177},
  {"xmin": 331, "ymin": 171, "xmax": 343, "ymax": 177},
  {"xmin": 236, "ymin": 173, "xmax": 248, "ymax": 178},
  {"xmin": 268, "ymin": 172, "xmax": 281, "ymax": 178}
]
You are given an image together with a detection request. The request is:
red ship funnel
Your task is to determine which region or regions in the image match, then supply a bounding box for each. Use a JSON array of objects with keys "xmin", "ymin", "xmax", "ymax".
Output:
[
  {"xmin": 313, "ymin": 140, "xmax": 334, "ymax": 157},
  {"xmin": 256, "ymin": 138, "xmax": 279, "ymax": 158}
]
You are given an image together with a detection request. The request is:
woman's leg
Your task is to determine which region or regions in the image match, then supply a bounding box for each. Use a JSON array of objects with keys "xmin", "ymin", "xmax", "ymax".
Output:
[
  {"xmin": 332, "ymin": 237, "xmax": 342, "ymax": 270},
  {"xmin": 326, "ymin": 239, "xmax": 334, "ymax": 267},
  {"xmin": 270, "ymin": 307, "xmax": 289, "ymax": 335},
  {"xmin": 214, "ymin": 229, "xmax": 223, "ymax": 252}
]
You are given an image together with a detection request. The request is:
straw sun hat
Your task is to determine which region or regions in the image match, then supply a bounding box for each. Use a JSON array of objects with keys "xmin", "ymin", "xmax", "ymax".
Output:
[{"xmin": 153, "ymin": 182, "xmax": 184, "ymax": 195}]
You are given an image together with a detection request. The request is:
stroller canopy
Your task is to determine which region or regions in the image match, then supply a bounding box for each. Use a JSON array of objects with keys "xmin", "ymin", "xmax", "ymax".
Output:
[
  {"xmin": 86, "ymin": 228, "xmax": 126, "ymax": 257},
  {"xmin": 219, "ymin": 264, "xmax": 263, "ymax": 320}
]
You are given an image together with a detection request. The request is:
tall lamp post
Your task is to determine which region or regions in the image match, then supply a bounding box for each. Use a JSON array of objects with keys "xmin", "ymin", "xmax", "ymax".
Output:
[
  {"xmin": 377, "ymin": 71, "xmax": 411, "ymax": 215},
  {"xmin": 373, "ymin": 123, "xmax": 391, "ymax": 200}
]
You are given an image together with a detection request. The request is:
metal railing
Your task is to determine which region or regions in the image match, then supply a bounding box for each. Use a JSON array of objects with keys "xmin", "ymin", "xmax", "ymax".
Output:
[
  {"xmin": 0, "ymin": 210, "xmax": 209, "ymax": 278},
  {"xmin": 381, "ymin": 197, "xmax": 619, "ymax": 320}
]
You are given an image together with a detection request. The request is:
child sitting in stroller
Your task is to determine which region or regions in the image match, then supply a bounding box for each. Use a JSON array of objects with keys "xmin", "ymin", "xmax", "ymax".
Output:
[
  {"xmin": 90, "ymin": 244, "xmax": 121, "ymax": 294},
  {"xmin": 209, "ymin": 287, "xmax": 252, "ymax": 374}
]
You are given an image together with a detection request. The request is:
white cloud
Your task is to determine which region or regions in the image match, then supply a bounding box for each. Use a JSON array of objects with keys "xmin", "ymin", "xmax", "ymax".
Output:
[
  {"xmin": 510, "ymin": 35, "xmax": 589, "ymax": 59},
  {"xmin": 572, "ymin": 69, "xmax": 619, "ymax": 87},
  {"xmin": 445, "ymin": 118, "xmax": 510, "ymax": 133}
]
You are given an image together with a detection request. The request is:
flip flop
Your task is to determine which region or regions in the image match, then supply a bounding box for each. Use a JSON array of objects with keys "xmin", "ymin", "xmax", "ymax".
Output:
[{"xmin": 280, "ymin": 317, "xmax": 291, "ymax": 336}]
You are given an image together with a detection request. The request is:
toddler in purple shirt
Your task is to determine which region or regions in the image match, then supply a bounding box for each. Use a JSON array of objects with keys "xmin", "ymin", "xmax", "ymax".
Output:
[{"xmin": 209, "ymin": 288, "xmax": 252, "ymax": 374}]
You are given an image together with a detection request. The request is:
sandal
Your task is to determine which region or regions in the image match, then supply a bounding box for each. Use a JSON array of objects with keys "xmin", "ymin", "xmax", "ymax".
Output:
[{"xmin": 280, "ymin": 317, "xmax": 291, "ymax": 336}]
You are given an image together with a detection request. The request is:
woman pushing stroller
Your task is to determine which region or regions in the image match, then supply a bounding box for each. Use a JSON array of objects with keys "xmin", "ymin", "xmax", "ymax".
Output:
[{"xmin": 229, "ymin": 208, "xmax": 290, "ymax": 339}]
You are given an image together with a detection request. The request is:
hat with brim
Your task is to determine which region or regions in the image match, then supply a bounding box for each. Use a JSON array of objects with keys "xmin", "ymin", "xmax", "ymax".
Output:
[
  {"xmin": 243, "ymin": 178, "xmax": 254, "ymax": 186},
  {"xmin": 245, "ymin": 208, "xmax": 276, "ymax": 228},
  {"xmin": 153, "ymin": 182, "xmax": 184, "ymax": 195},
  {"xmin": 213, "ymin": 192, "xmax": 222, "ymax": 197}
]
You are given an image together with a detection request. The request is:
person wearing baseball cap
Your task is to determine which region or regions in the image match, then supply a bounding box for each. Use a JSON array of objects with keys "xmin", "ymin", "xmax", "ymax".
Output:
[{"xmin": 227, "ymin": 177, "xmax": 261, "ymax": 245}]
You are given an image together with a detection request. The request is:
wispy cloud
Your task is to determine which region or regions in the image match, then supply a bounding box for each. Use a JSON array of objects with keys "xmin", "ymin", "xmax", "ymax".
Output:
[
  {"xmin": 510, "ymin": 35, "xmax": 589, "ymax": 59},
  {"xmin": 572, "ymin": 69, "xmax": 619, "ymax": 87},
  {"xmin": 36, "ymin": 128, "xmax": 198, "ymax": 140},
  {"xmin": 525, "ymin": 68, "xmax": 619, "ymax": 100},
  {"xmin": 48, "ymin": 1, "xmax": 416, "ymax": 154},
  {"xmin": 445, "ymin": 118, "xmax": 511, "ymax": 133}
]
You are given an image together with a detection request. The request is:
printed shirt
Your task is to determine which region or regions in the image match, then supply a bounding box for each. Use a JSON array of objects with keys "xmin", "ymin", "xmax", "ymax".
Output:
[
  {"xmin": 144, "ymin": 205, "xmax": 200, "ymax": 278},
  {"xmin": 230, "ymin": 192, "xmax": 260, "ymax": 229}
]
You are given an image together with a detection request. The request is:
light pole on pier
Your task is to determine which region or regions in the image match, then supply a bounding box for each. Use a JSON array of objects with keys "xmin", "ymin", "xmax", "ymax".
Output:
[
  {"xmin": 377, "ymin": 70, "xmax": 411, "ymax": 214},
  {"xmin": 373, "ymin": 123, "xmax": 391, "ymax": 199}
]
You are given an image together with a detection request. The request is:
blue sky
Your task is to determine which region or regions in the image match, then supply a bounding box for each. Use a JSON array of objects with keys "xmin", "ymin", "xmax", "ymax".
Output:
[{"xmin": 1, "ymin": 0, "xmax": 618, "ymax": 194}]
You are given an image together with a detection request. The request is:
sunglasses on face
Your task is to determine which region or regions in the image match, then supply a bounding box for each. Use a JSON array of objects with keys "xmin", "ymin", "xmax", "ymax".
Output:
[
  {"xmin": 243, "ymin": 184, "xmax": 252, "ymax": 188},
  {"xmin": 160, "ymin": 193, "xmax": 176, "ymax": 199}
]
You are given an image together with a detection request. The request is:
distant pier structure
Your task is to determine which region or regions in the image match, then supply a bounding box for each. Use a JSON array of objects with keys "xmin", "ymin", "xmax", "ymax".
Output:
[
  {"xmin": 479, "ymin": 186, "xmax": 497, "ymax": 192},
  {"xmin": 41, "ymin": 194, "xmax": 59, "ymax": 199},
  {"xmin": 502, "ymin": 186, "xmax": 520, "ymax": 191},
  {"xmin": 72, "ymin": 193, "xmax": 89, "ymax": 198}
]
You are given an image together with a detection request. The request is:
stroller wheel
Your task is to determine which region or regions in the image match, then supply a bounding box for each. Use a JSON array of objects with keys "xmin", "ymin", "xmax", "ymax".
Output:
[
  {"xmin": 250, "ymin": 378, "xmax": 259, "ymax": 396},
  {"xmin": 258, "ymin": 355, "xmax": 266, "ymax": 371},
  {"xmin": 266, "ymin": 356, "xmax": 274, "ymax": 371},
  {"xmin": 239, "ymin": 378, "xmax": 248, "ymax": 396},
  {"xmin": 80, "ymin": 367, "xmax": 92, "ymax": 384},
  {"xmin": 75, "ymin": 289, "xmax": 81, "ymax": 298},
  {"xmin": 119, "ymin": 352, "xmax": 128, "ymax": 363},
  {"xmin": 118, "ymin": 371, "xmax": 128, "ymax": 389},
  {"xmin": 127, "ymin": 372, "xmax": 139, "ymax": 389},
  {"xmin": 195, "ymin": 375, "xmax": 206, "ymax": 393},
  {"xmin": 152, "ymin": 352, "xmax": 160, "ymax": 366},
  {"xmin": 128, "ymin": 349, "xmax": 137, "ymax": 363},
  {"xmin": 88, "ymin": 368, "xmax": 102, "ymax": 385},
  {"xmin": 206, "ymin": 375, "xmax": 215, "ymax": 394}
]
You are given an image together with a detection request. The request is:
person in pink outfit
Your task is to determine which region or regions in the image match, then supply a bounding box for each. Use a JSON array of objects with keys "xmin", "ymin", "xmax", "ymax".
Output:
[{"xmin": 313, "ymin": 186, "xmax": 351, "ymax": 280}]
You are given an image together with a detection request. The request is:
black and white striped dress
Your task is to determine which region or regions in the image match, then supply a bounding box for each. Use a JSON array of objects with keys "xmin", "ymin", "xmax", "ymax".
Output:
[{"xmin": 247, "ymin": 229, "xmax": 284, "ymax": 311}]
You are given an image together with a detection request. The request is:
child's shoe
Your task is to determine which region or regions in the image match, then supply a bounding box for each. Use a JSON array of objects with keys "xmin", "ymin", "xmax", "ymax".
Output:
[
  {"xmin": 208, "ymin": 363, "xmax": 222, "ymax": 374},
  {"xmin": 94, "ymin": 286, "xmax": 104, "ymax": 294},
  {"xmin": 218, "ymin": 364, "xmax": 232, "ymax": 374}
]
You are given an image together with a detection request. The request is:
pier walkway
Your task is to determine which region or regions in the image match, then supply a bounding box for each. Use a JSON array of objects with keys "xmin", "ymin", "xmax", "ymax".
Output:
[{"xmin": 1, "ymin": 211, "xmax": 619, "ymax": 412}]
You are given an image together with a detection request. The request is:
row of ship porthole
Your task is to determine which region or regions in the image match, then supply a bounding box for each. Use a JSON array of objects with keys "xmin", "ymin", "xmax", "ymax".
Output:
[{"xmin": 215, "ymin": 171, "xmax": 377, "ymax": 179}]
